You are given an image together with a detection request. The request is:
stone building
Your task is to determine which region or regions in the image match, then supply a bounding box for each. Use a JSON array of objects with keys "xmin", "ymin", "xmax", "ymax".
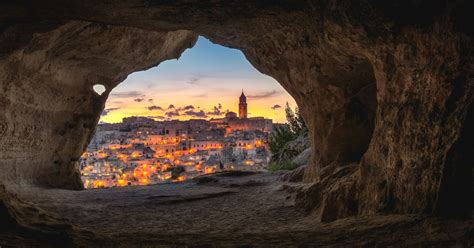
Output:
[
  {"xmin": 238, "ymin": 90, "xmax": 248, "ymax": 119},
  {"xmin": 210, "ymin": 91, "xmax": 273, "ymax": 133}
]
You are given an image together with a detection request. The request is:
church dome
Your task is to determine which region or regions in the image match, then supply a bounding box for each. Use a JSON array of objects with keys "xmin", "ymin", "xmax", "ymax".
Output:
[{"xmin": 225, "ymin": 111, "xmax": 237, "ymax": 119}]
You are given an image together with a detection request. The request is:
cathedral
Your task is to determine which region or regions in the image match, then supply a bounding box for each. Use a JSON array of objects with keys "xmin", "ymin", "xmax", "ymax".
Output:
[
  {"xmin": 209, "ymin": 91, "xmax": 273, "ymax": 133},
  {"xmin": 239, "ymin": 90, "xmax": 247, "ymax": 119}
]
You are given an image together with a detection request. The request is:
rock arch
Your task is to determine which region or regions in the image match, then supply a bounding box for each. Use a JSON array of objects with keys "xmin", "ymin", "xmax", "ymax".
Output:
[{"xmin": 0, "ymin": 0, "xmax": 472, "ymax": 243}]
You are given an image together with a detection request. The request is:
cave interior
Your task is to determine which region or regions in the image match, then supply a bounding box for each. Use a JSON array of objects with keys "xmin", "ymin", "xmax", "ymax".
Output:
[{"xmin": 0, "ymin": 1, "xmax": 472, "ymax": 246}]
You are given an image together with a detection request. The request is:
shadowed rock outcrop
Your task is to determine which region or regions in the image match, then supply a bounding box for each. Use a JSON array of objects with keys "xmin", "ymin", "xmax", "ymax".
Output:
[
  {"xmin": 0, "ymin": 0, "xmax": 472, "ymax": 245},
  {"xmin": 0, "ymin": 22, "xmax": 196, "ymax": 189}
]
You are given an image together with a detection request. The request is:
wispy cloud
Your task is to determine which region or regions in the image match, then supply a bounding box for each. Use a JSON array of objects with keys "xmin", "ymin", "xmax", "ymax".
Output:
[
  {"xmin": 271, "ymin": 104, "xmax": 281, "ymax": 110},
  {"xmin": 207, "ymin": 105, "xmax": 224, "ymax": 116},
  {"xmin": 186, "ymin": 73, "xmax": 214, "ymax": 85},
  {"xmin": 147, "ymin": 105, "xmax": 163, "ymax": 111},
  {"xmin": 165, "ymin": 110, "xmax": 180, "ymax": 118},
  {"xmin": 177, "ymin": 105, "xmax": 195, "ymax": 111},
  {"xmin": 192, "ymin": 93, "xmax": 208, "ymax": 98},
  {"xmin": 187, "ymin": 76, "xmax": 201, "ymax": 85},
  {"xmin": 247, "ymin": 90, "xmax": 281, "ymax": 99},
  {"xmin": 183, "ymin": 110, "xmax": 207, "ymax": 118},
  {"xmin": 146, "ymin": 104, "xmax": 224, "ymax": 119},
  {"xmin": 134, "ymin": 98, "xmax": 145, "ymax": 102},
  {"xmin": 111, "ymin": 91, "xmax": 144, "ymax": 98},
  {"xmin": 101, "ymin": 107, "xmax": 120, "ymax": 116}
]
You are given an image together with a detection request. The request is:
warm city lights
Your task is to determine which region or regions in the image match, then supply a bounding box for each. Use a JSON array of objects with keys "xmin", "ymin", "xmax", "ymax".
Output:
[{"xmin": 80, "ymin": 91, "xmax": 272, "ymax": 189}]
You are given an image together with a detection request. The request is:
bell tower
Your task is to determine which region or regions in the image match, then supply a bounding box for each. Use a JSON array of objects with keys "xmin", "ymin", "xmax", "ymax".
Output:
[{"xmin": 239, "ymin": 90, "xmax": 247, "ymax": 119}]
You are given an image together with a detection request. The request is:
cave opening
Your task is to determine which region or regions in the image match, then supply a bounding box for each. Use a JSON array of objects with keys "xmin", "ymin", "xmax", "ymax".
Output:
[
  {"xmin": 80, "ymin": 36, "xmax": 299, "ymax": 189},
  {"xmin": 1, "ymin": 1, "xmax": 472, "ymax": 245}
]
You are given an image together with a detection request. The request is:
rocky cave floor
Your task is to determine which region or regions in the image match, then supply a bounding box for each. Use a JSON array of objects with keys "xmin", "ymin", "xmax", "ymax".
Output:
[{"xmin": 1, "ymin": 171, "xmax": 473, "ymax": 247}]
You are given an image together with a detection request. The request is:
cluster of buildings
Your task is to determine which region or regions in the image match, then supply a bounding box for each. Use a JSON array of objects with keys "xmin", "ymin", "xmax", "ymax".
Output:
[{"xmin": 80, "ymin": 92, "xmax": 274, "ymax": 189}]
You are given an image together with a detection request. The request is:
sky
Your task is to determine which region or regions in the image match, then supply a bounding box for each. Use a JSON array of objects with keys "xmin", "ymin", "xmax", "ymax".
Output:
[{"xmin": 100, "ymin": 36, "xmax": 296, "ymax": 123}]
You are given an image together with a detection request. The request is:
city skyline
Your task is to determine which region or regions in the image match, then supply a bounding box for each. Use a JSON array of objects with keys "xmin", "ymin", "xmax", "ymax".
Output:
[{"xmin": 100, "ymin": 36, "xmax": 296, "ymax": 124}]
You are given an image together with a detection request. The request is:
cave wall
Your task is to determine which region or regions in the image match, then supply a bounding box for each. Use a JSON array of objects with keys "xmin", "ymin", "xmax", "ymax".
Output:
[
  {"xmin": 0, "ymin": 21, "xmax": 197, "ymax": 189},
  {"xmin": 357, "ymin": 23, "xmax": 473, "ymax": 215},
  {"xmin": 0, "ymin": 0, "xmax": 472, "ymax": 223}
]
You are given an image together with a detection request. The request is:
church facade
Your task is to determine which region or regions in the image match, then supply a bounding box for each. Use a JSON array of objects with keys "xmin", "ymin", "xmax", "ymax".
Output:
[
  {"xmin": 210, "ymin": 91, "xmax": 273, "ymax": 133},
  {"xmin": 239, "ymin": 90, "xmax": 248, "ymax": 119}
]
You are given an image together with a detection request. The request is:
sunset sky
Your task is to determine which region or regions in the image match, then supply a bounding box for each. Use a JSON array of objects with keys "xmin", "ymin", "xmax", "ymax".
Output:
[{"xmin": 100, "ymin": 36, "xmax": 296, "ymax": 124}]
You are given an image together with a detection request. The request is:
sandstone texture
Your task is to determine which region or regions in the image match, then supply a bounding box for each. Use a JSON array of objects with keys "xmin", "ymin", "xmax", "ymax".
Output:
[
  {"xmin": 292, "ymin": 148, "xmax": 312, "ymax": 168},
  {"xmin": 1, "ymin": 172, "xmax": 473, "ymax": 247},
  {"xmin": 0, "ymin": 0, "xmax": 472, "ymax": 246}
]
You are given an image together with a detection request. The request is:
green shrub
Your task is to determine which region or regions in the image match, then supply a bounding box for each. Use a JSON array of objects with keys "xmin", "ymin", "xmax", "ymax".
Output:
[
  {"xmin": 268, "ymin": 160, "xmax": 299, "ymax": 171},
  {"xmin": 285, "ymin": 102, "xmax": 307, "ymax": 136},
  {"xmin": 268, "ymin": 125, "xmax": 295, "ymax": 155},
  {"xmin": 268, "ymin": 103, "xmax": 308, "ymax": 169}
]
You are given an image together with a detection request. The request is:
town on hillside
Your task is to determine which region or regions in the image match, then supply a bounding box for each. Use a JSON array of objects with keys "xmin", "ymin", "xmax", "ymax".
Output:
[{"xmin": 80, "ymin": 91, "xmax": 282, "ymax": 188}]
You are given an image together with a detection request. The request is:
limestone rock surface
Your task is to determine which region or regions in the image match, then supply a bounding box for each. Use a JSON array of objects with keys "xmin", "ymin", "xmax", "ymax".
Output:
[
  {"xmin": 292, "ymin": 148, "xmax": 312, "ymax": 167},
  {"xmin": 271, "ymin": 133, "xmax": 311, "ymax": 165},
  {"xmin": 1, "ymin": 172, "xmax": 473, "ymax": 247},
  {"xmin": 0, "ymin": 0, "xmax": 472, "ymax": 245}
]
